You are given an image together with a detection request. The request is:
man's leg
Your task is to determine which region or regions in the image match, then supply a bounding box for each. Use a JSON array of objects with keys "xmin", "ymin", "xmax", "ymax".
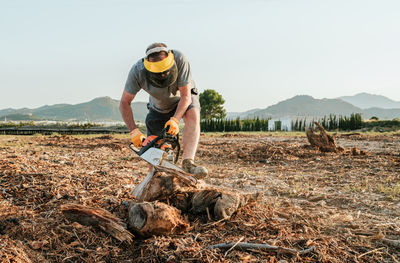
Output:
[
  {"xmin": 182, "ymin": 107, "xmax": 208, "ymax": 178},
  {"xmin": 182, "ymin": 107, "xmax": 200, "ymax": 160}
]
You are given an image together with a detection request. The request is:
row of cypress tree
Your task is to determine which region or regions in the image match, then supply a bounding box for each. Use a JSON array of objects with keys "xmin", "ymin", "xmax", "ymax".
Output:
[
  {"xmin": 200, "ymin": 113, "xmax": 364, "ymax": 132},
  {"xmin": 201, "ymin": 117, "xmax": 270, "ymax": 132},
  {"xmin": 291, "ymin": 113, "xmax": 363, "ymax": 131}
]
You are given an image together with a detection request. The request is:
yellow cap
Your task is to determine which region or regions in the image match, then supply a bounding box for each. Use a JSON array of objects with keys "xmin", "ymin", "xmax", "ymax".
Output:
[{"xmin": 143, "ymin": 51, "xmax": 175, "ymax": 73}]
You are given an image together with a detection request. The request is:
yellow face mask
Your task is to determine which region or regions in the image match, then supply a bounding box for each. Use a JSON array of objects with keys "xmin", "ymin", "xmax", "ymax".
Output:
[{"xmin": 143, "ymin": 51, "xmax": 175, "ymax": 73}]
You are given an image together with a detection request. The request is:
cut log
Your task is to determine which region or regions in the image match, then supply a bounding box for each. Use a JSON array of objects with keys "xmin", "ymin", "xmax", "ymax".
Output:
[
  {"xmin": 127, "ymin": 201, "xmax": 189, "ymax": 237},
  {"xmin": 131, "ymin": 167, "xmax": 197, "ymax": 202},
  {"xmin": 61, "ymin": 203, "xmax": 133, "ymax": 243},
  {"xmin": 131, "ymin": 169, "xmax": 198, "ymax": 212},
  {"xmin": 214, "ymin": 192, "xmax": 250, "ymax": 220},
  {"xmin": 132, "ymin": 171, "xmax": 260, "ymax": 220},
  {"xmin": 191, "ymin": 190, "xmax": 260, "ymax": 220},
  {"xmin": 306, "ymin": 122, "xmax": 343, "ymax": 152},
  {"xmin": 191, "ymin": 190, "xmax": 222, "ymax": 214},
  {"xmin": 131, "ymin": 167, "xmax": 157, "ymax": 201},
  {"xmin": 130, "ymin": 167, "xmax": 261, "ymax": 230}
]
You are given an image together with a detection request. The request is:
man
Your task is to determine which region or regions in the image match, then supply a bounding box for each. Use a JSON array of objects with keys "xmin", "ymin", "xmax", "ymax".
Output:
[{"xmin": 119, "ymin": 43, "xmax": 208, "ymax": 178}]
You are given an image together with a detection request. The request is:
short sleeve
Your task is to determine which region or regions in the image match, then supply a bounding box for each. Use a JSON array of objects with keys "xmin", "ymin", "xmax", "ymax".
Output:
[
  {"xmin": 124, "ymin": 63, "xmax": 142, "ymax": 95},
  {"xmin": 175, "ymin": 51, "xmax": 192, "ymax": 87}
]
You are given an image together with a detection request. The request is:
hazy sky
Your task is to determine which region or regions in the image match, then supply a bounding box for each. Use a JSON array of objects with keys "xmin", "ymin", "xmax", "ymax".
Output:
[{"xmin": 1, "ymin": 0, "xmax": 400, "ymax": 112}]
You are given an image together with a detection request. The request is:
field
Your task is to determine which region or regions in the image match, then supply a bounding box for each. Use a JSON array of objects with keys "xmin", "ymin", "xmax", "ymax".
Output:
[{"xmin": 1, "ymin": 132, "xmax": 400, "ymax": 262}]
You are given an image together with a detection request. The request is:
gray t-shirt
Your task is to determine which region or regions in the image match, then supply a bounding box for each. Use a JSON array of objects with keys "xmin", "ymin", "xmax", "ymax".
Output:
[{"xmin": 124, "ymin": 50, "xmax": 196, "ymax": 113}]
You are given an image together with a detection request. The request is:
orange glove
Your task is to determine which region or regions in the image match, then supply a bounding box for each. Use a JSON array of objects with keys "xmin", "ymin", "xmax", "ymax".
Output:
[
  {"xmin": 165, "ymin": 117, "xmax": 179, "ymax": 135},
  {"xmin": 130, "ymin": 128, "xmax": 145, "ymax": 148}
]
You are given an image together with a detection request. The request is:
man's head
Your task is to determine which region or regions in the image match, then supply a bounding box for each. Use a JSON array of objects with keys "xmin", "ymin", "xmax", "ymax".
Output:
[
  {"xmin": 143, "ymin": 42, "xmax": 175, "ymax": 74},
  {"xmin": 146, "ymin": 43, "xmax": 168, "ymax": 62},
  {"xmin": 143, "ymin": 43, "xmax": 178, "ymax": 87}
]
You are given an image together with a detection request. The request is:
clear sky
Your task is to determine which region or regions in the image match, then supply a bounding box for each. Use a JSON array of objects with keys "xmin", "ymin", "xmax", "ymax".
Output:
[{"xmin": 1, "ymin": 0, "xmax": 400, "ymax": 112}]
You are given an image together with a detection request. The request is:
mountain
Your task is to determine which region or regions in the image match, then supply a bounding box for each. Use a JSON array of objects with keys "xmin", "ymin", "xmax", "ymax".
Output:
[
  {"xmin": 2, "ymin": 93, "xmax": 399, "ymax": 122},
  {"xmin": 0, "ymin": 97, "xmax": 149, "ymax": 122},
  {"xmin": 237, "ymin": 95, "xmax": 363, "ymax": 119},
  {"xmin": 228, "ymin": 94, "xmax": 399, "ymax": 120},
  {"xmin": 1, "ymin": 113, "xmax": 42, "ymax": 121},
  {"xmin": 362, "ymin": 108, "xmax": 400, "ymax": 120},
  {"xmin": 32, "ymin": 97, "xmax": 122, "ymax": 121},
  {"xmin": 0, "ymin": 108, "xmax": 33, "ymax": 117},
  {"xmin": 226, "ymin": 108, "xmax": 262, "ymax": 119},
  {"xmin": 338, "ymin": 92, "xmax": 400, "ymax": 109}
]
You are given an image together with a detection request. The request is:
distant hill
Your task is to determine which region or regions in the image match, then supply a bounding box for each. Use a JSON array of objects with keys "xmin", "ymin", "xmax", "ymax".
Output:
[
  {"xmin": 338, "ymin": 92, "xmax": 400, "ymax": 109},
  {"xmin": 227, "ymin": 94, "xmax": 399, "ymax": 120},
  {"xmin": 262, "ymin": 95, "xmax": 362, "ymax": 117},
  {"xmin": 1, "ymin": 93, "xmax": 399, "ymax": 122},
  {"xmin": 226, "ymin": 108, "xmax": 262, "ymax": 119},
  {"xmin": 0, "ymin": 107, "xmax": 33, "ymax": 117},
  {"xmin": 362, "ymin": 108, "xmax": 400, "ymax": 120},
  {"xmin": 235, "ymin": 95, "xmax": 363, "ymax": 119},
  {"xmin": 0, "ymin": 97, "xmax": 148, "ymax": 122},
  {"xmin": 1, "ymin": 113, "xmax": 42, "ymax": 121}
]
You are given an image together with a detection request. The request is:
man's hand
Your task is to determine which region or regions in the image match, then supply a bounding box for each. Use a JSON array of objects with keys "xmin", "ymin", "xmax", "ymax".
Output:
[
  {"xmin": 165, "ymin": 117, "xmax": 179, "ymax": 135},
  {"xmin": 130, "ymin": 128, "xmax": 145, "ymax": 147}
]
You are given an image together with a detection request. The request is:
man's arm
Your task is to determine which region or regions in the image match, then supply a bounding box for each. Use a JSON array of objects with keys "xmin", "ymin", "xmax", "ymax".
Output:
[
  {"xmin": 119, "ymin": 90, "xmax": 137, "ymax": 131},
  {"xmin": 173, "ymin": 84, "xmax": 192, "ymax": 121}
]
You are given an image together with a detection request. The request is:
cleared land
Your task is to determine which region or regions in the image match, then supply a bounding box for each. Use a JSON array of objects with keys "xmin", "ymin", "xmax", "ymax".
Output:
[{"xmin": 1, "ymin": 132, "xmax": 400, "ymax": 262}]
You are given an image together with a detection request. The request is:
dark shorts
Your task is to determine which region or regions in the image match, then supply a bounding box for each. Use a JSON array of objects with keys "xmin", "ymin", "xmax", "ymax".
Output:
[{"xmin": 145, "ymin": 94, "xmax": 200, "ymax": 136}]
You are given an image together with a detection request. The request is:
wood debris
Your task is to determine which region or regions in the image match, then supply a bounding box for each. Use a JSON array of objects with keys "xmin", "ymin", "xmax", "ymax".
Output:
[{"xmin": 0, "ymin": 133, "xmax": 399, "ymax": 262}]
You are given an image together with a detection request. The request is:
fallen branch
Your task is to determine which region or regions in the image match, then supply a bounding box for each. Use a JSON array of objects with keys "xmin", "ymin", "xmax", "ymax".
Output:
[
  {"xmin": 358, "ymin": 231, "xmax": 400, "ymax": 248},
  {"xmin": 357, "ymin": 247, "xmax": 385, "ymax": 259},
  {"xmin": 224, "ymin": 236, "xmax": 244, "ymax": 257},
  {"xmin": 61, "ymin": 203, "xmax": 133, "ymax": 243},
  {"xmin": 382, "ymin": 238, "xmax": 400, "ymax": 248},
  {"xmin": 208, "ymin": 242, "xmax": 315, "ymax": 255}
]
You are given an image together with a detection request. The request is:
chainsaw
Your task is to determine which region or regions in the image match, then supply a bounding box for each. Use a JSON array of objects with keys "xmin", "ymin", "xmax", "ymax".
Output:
[{"xmin": 129, "ymin": 127, "xmax": 197, "ymax": 186}]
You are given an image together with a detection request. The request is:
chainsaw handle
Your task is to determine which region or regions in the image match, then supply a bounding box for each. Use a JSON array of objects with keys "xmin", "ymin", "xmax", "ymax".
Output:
[
  {"xmin": 129, "ymin": 127, "xmax": 169, "ymax": 156},
  {"xmin": 129, "ymin": 143, "xmax": 140, "ymax": 154}
]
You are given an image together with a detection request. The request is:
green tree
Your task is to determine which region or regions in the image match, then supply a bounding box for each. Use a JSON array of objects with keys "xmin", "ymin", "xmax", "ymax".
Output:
[{"xmin": 199, "ymin": 89, "xmax": 226, "ymax": 120}]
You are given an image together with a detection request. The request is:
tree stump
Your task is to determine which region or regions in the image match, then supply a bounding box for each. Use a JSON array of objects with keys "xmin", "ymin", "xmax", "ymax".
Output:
[
  {"xmin": 127, "ymin": 169, "xmax": 257, "ymax": 236},
  {"xmin": 306, "ymin": 122, "xmax": 343, "ymax": 152},
  {"xmin": 62, "ymin": 166, "xmax": 260, "ymax": 239},
  {"xmin": 127, "ymin": 201, "xmax": 189, "ymax": 237}
]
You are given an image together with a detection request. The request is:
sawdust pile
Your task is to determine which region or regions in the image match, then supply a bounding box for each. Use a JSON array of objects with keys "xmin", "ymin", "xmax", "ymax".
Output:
[{"xmin": 1, "ymin": 133, "xmax": 400, "ymax": 262}]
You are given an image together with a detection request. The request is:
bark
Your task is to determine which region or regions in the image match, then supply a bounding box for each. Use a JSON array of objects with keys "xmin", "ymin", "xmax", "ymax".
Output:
[
  {"xmin": 61, "ymin": 203, "xmax": 133, "ymax": 243},
  {"xmin": 131, "ymin": 166, "xmax": 196, "ymax": 202},
  {"xmin": 192, "ymin": 190, "xmax": 260, "ymax": 220},
  {"xmin": 127, "ymin": 201, "xmax": 189, "ymax": 237}
]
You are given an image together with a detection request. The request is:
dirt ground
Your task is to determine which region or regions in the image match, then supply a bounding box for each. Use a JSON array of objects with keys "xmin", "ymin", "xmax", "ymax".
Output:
[{"xmin": 1, "ymin": 132, "xmax": 400, "ymax": 262}]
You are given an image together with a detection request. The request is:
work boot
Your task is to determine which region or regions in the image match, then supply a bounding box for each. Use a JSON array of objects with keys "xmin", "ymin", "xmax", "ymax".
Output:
[{"xmin": 182, "ymin": 159, "xmax": 208, "ymax": 179}]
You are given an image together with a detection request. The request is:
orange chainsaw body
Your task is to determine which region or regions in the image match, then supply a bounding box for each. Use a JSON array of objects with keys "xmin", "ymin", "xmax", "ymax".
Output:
[{"xmin": 142, "ymin": 135, "xmax": 172, "ymax": 151}]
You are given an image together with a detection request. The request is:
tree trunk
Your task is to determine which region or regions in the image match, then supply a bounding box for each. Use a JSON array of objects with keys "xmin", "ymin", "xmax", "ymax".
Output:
[{"xmin": 306, "ymin": 122, "xmax": 343, "ymax": 152}]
